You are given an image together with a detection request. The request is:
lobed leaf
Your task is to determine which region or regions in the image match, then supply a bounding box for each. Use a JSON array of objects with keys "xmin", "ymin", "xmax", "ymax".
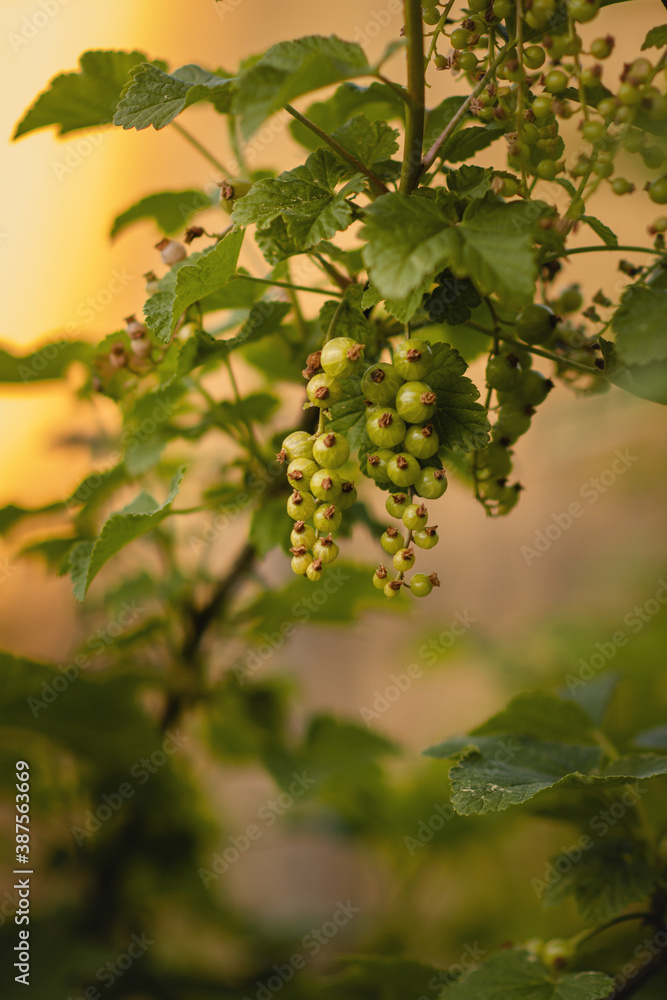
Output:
[
  {"xmin": 444, "ymin": 948, "xmax": 613, "ymax": 1000},
  {"xmin": 110, "ymin": 189, "xmax": 212, "ymax": 238},
  {"xmin": 114, "ymin": 62, "xmax": 234, "ymax": 130}
]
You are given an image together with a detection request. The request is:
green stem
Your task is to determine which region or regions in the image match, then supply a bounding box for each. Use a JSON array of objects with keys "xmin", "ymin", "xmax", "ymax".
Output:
[
  {"xmin": 310, "ymin": 252, "xmax": 352, "ymax": 290},
  {"xmin": 468, "ymin": 321, "xmax": 600, "ymax": 375},
  {"xmin": 577, "ymin": 912, "xmax": 655, "ymax": 947},
  {"xmin": 285, "ymin": 264, "xmax": 309, "ymax": 343},
  {"xmin": 224, "ymin": 355, "xmax": 264, "ymax": 464},
  {"xmin": 420, "ymin": 39, "xmax": 516, "ymax": 176},
  {"xmin": 283, "ymin": 104, "xmax": 389, "ymax": 195},
  {"xmin": 233, "ymin": 274, "xmax": 342, "ymax": 297},
  {"xmin": 515, "ymin": 0, "xmax": 529, "ymax": 194},
  {"xmin": 546, "ymin": 245, "xmax": 667, "ymax": 261},
  {"xmin": 425, "ymin": 0, "xmax": 456, "ymax": 67},
  {"xmin": 399, "ymin": 0, "xmax": 426, "ymax": 194},
  {"xmin": 376, "ymin": 73, "xmax": 412, "ymax": 107},
  {"xmin": 227, "ymin": 115, "xmax": 249, "ymax": 177},
  {"xmin": 171, "ymin": 122, "xmax": 231, "ymax": 176}
]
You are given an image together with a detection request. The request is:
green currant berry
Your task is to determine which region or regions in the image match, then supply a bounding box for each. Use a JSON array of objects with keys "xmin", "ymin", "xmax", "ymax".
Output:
[
  {"xmin": 593, "ymin": 160, "xmax": 614, "ymax": 178},
  {"xmin": 422, "ymin": 7, "xmax": 441, "ymax": 24},
  {"xmin": 410, "ymin": 573, "xmax": 433, "ymax": 597},
  {"xmin": 501, "ymin": 343, "xmax": 532, "ymax": 369},
  {"xmin": 392, "ymin": 339, "xmax": 434, "ymax": 380},
  {"xmin": 313, "ymin": 533, "xmax": 339, "ymax": 564},
  {"xmin": 381, "ymin": 526, "xmax": 404, "ymax": 554},
  {"xmin": 521, "ymin": 122, "xmax": 540, "ymax": 144},
  {"xmin": 386, "ymin": 492, "xmax": 409, "ymax": 518},
  {"xmin": 361, "ymin": 362, "xmax": 404, "ymax": 405},
  {"xmin": 582, "ymin": 119, "xmax": 605, "ymax": 141},
  {"xmin": 387, "ymin": 452, "xmax": 422, "ymax": 487},
  {"xmin": 486, "ymin": 354, "xmax": 521, "ymax": 391},
  {"xmin": 402, "ymin": 503, "xmax": 429, "ymax": 531},
  {"xmin": 476, "ymin": 442, "xmax": 513, "ymax": 479},
  {"xmin": 287, "ymin": 490, "xmax": 318, "ymax": 520},
  {"xmin": 281, "ymin": 431, "xmax": 314, "ymax": 460},
  {"xmin": 395, "ymin": 382, "xmax": 438, "ymax": 423},
  {"xmin": 373, "ymin": 565, "xmax": 389, "ymax": 590},
  {"xmin": 523, "ymin": 45, "xmax": 546, "ymax": 69},
  {"xmin": 468, "ymin": 0, "xmax": 488, "ymax": 9},
  {"xmin": 404, "ymin": 423, "xmax": 439, "ymax": 459},
  {"xmin": 498, "ymin": 482, "xmax": 521, "ymax": 514},
  {"xmin": 414, "ymin": 467, "xmax": 448, "ymax": 499},
  {"xmin": 541, "ymin": 939, "xmax": 576, "ymax": 972},
  {"xmin": 567, "ymin": 0, "xmax": 600, "ymax": 21},
  {"xmin": 290, "ymin": 520, "xmax": 316, "ymax": 549},
  {"xmin": 517, "ymin": 369, "xmax": 553, "ymax": 405},
  {"xmin": 646, "ymin": 95, "xmax": 667, "ymax": 122},
  {"xmin": 320, "ymin": 337, "xmax": 365, "ymax": 377},
  {"xmin": 591, "ymin": 35, "xmax": 613, "ymax": 59},
  {"xmin": 286, "ymin": 457, "xmax": 319, "ymax": 491},
  {"xmin": 310, "ymin": 468, "xmax": 342, "ymax": 502},
  {"xmin": 526, "ymin": 0, "xmax": 555, "ymax": 27},
  {"xmin": 458, "ymin": 52, "xmax": 479, "ymax": 72},
  {"xmin": 622, "ymin": 130, "xmax": 644, "ymax": 154},
  {"xmin": 650, "ymin": 216, "xmax": 667, "ymax": 233},
  {"xmin": 366, "ymin": 448, "xmax": 395, "ymax": 483},
  {"xmin": 532, "ymin": 95, "xmax": 553, "ymax": 118},
  {"xmin": 515, "ymin": 303, "xmax": 557, "ymax": 344},
  {"xmin": 450, "ymin": 27, "xmax": 471, "ymax": 49},
  {"xmin": 642, "ymin": 146, "xmax": 665, "ymax": 170},
  {"xmin": 597, "ymin": 96, "xmax": 617, "ymax": 118},
  {"xmin": 629, "ymin": 57, "xmax": 653, "ymax": 83},
  {"xmin": 649, "ymin": 177, "xmax": 667, "ymax": 204},
  {"xmin": 307, "ymin": 372, "xmax": 342, "ymax": 408},
  {"xmin": 313, "ymin": 503, "xmax": 342, "ymax": 533},
  {"xmin": 618, "ymin": 81, "xmax": 642, "ymax": 106},
  {"xmin": 536, "ymin": 159, "xmax": 559, "ymax": 180},
  {"xmin": 367, "ymin": 407, "xmax": 407, "ymax": 447},
  {"xmin": 557, "ymin": 285, "xmax": 584, "ymax": 313},
  {"xmin": 493, "ymin": 406, "xmax": 532, "ymax": 441},
  {"xmin": 337, "ymin": 481, "xmax": 357, "ymax": 510},
  {"xmin": 306, "ymin": 557, "xmax": 323, "ymax": 582},
  {"xmin": 384, "ymin": 580, "xmax": 403, "ymax": 599},
  {"xmin": 393, "ymin": 547, "xmax": 416, "ymax": 572},
  {"xmin": 413, "ymin": 525, "xmax": 439, "ymax": 549},
  {"xmin": 611, "ymin": 177, "xmax": 634, "ymax": 195},
  {"xmin": 290, "ymin": 547, "xmax": 313, "ymax": 575},
  {"xmin": 493, "ymin": 0, "xmax": 512, "ymax": 18},
  {"xmin": 312, "ymin": 431, "xmax": 350, "ymax": 469},
  {"xmin": 544, "ymin": 70, "xmax": 569, "ymax": 94}
]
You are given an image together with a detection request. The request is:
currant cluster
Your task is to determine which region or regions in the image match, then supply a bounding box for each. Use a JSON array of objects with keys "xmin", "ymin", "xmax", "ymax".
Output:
[
  {"xmin": 280, "ymin": 337, "xmax": 447, "ymax": 599},
  {"xmin": 478, "ymin": 306, "xmax": 555, "ymax": 514}
]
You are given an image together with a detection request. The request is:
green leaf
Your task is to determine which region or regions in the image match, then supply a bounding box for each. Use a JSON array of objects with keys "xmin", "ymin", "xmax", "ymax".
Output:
[
  {"xmin": 612, "ymin": 285, "xmax": 667, "ymax": 366},
  {"xmin": 330, "ymin": 114, "xmax": 399, "ymax": 169},
  {"xmin": 249, "ymin": 495, "xmax": 292, "ymax": 558},
  {"xmin": 471, "ymin": 691, "xmax": 597, "ymax": 745},
  {"xmin": 14, "ymin": 49, "xmax": 150, "ymax": 138},
  {"xmin": 447, "ymin": 164, "xmax": 494, "ymax": 198},
  {"xmin": 599, "ymin": 337, "xmax": 667, "ymax": 405},
  {"xmin": 175, "ymin": 300, "xmax": 291, "ymax": 376},
  {"xmin": 113, "ymin": 63, "xmax": 234, "ymax": 130},
  {"xmin": 232, "ymin": 35, "xmax": 373, "ymax": 137},
  {"xmin": 440, "ymin": 125, "xmax": 504, "ymax": 164},
  {"xmin": 232, "ymin": 148, "xmax": 362, "ymax": 249},
  {"xmin": 337, "ymin": 956, "xmax": 444, "ymax": 1000},
  {"xmin": 144, "ymin": 231, "xmax": 244, "ymax": 343},
  {"xmin": 71, "ymin": 468, "xmax": 185, "ymax": 601},
  {"xmin": 424, "ymin": 269, "xmax": 482, "ymax": 326},
  {"xmin": 428, "ymin": 343, "xmax": 490, "ymax": 452},
  {"xmin": 289, "ymin": 81, "xmax": 405, "ymax": 151},
  {"xmin": 318, "ymin": 285, "xmax": 372, "ymax": 344},
  {"xmin": 0, "ymin": 341, "xmax": 91, "ymax": 383},
  {"xmin": 455, "ymin": 197, "xmax": 538, "ymax": 307},
  {"xmin": 0, "ymin": 502, "xmax": 63, "ymax": 535},
  {"xmin": 444, "ymin": 949, "xmax": 613, "ymax": 1000},
  {"xmin": 642, "ymin": 24, "xmax": 667, "ymax": 50},
  {"xmin": 581, "ymin": 215, "xmax": 618, "ymax": 248},
  {"xmin": 542, "ymin": 839, "xmax": 655, "ymax": 923},
  {"xmin": 110, "ymin": 189, "xmax": 211, "ymax": 239},
  {"xmin": 560, "ymin": 673, "xmax": 620, "ymax": 728},
  {"xmin": 634, "ymin": 724, "xmax": 667, "ymax": 749},
  {"xmin": 328, "ymin": 380, "xmax": 373, "ymax": 457},
  {"xmin": 423, "ymin": 96, "xmax": 469, "ymax": 150}
]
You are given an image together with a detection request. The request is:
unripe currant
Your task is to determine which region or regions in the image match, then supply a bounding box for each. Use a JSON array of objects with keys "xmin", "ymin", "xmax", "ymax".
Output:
[
  {"xmin": 290, "ymin": 521, "xmax": 316, "ymax": 549},
  {"xmin": 395, "ymin": 382, "xmax": 438, "ymax": 423},
  {"xmin": 402, "ymin": 503, "xmax": 429, "ymax": 531},
  {"xmin": 498, "ymin": 482, "xmax": 522, "ymax": 513},
  {"xmin": 486, "ymin": 354, "xmax": 521, "ymax": 391},
  {"xmin": 281, "ymin": 431, "xmax": 314, "ymax": 461},
  {"xmin": 414, "ymin": 467, "xmax": 448, "ymax": 499},
  {"xmin": 516, "ymin": 370, "xmax": 553, "ymax": 406},
  {"xmin": 366, "ymin": 449, "xmax": 395, "ymax": 483},
  {"xmin": 310, "ymin": 468, "xmax": 342, "ymax": 502},
  {"xmin": 320, "ymin": 337, "xmax": 365, "ymax": 377},
  {"xmin": 290, "ymin": 547, "xmax": 313, "ymax": 575},
  {"xmin": 306, "ymin": 558, "xmax": 324, "ymax": 582},
  {"xmin": 313, "ymin": 533, "xmax": 339, "ymax": 564},
  {"xmin": 410, "ymin": 573, "xmax": 433, "ymax": 597},
  {"xmin": 386, "ymin": 493, "xmax": 409, "ymax": 518},
  {"xmin": 367, "ymin": 408, "xmax": 407, "ymax": 448},
  {"xmin": 220, "ymin": 177, "xmax": 253, "ymax": 214},
  {"xmin": 287, "ymin": 458, "xmax": 319, "ymax": 490},
  {"xmin": 312, "ymin": 432, "xmax": 349, "ymax": 468},
  {"xmin": 337, "ymin": 481, "xmax": 358, "ymax": 509},
  {"xmin": 155, "ymin": 238, "xmax": 187, "ymax": 266},
  {"xmin": 413, "ymin": 525, "xmax": 439, "ymax": 549},
  {"xmin": 515, "ymin": 303, "xmax": 557, "ymax": 345},
  {"xmin": 361, "ymin": 362, "xmax": 404, "ymax": 405},
  {"xmin": 373, "ymin": 564, "xmax": 389, "ymax": 590},
  {"xmin": 313, "ymin": 503, "xmax": 342, "ymax": 533},
  {"xmin": 393, "ymin": 547, "xmax": 416, "ymax": 572},
  {"xmin": 387, "ymin": 452, "xmax": 422, "ymax": 488},
  {"xmin": 307, "ymin": 373, "xmax": 342, "ymax": 407},
  {"xmin": 393, "ymin": 339, "xmax": 434, "ymax": 380},
  {"xmin": 494, "ymin": 405, "xmax": 532, "ymax": 441},
  {"xmin": 287, "ymin": 490, "xmax": 318, "ymax": 520},
  {"xmin": 541, "ymin": 938, "xmax": 576, "ymax": 972},
  {"xmin": 476, "ymin": 442, "xmax": 513, "ymax": 479},
  {"xmin": 384, "ymin": 579, "xmax": 403, "ymax": 599},
  {"xmin": 381, "ymin": 526, "xmax": 404, "ymax": 554},
  {"xmin": 404, "ymin": 423, "xmax": 439, "ymax": 459}
]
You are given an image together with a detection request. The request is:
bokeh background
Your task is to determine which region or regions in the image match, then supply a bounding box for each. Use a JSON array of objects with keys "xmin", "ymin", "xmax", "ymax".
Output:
[{"xmin": 1, "ymin": 1, "xmax": 667, "ymax": 998}]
